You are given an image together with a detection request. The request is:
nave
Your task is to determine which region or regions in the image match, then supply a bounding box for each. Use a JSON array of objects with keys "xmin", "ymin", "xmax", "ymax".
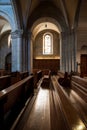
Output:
[{"xmin": 11, "ymin": 76, "xmax": 87, "ymax": 130}]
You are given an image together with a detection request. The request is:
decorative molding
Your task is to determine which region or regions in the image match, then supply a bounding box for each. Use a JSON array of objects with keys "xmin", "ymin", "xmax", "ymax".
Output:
[{"xmin": 11, "ymin": 29, "xmax": 23, "ymax": 39}]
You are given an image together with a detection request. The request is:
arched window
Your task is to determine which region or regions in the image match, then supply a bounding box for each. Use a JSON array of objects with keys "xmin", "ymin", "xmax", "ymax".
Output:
[
  {"xmin": 43, "ymin": 33, "xmax": 53, "ymax": 55},
  {"xmin": 8, "ymin": 34, "xmax": 11, "ymax": 48}
]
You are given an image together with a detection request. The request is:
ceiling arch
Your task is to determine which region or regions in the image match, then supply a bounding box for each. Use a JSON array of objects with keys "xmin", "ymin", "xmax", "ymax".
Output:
[
  {"xmin": 27, "ymin": 1, "xmax": 67, "ymax": 31},
  {"xmin": 0, "ymin": 16, "xmax": 11, "ymax": 36},
  {"xmin": 31, "ymin": 17, "xmax": 61, "ymax": 39}
]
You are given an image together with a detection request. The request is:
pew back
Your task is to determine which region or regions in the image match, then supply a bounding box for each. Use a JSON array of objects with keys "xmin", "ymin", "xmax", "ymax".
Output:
[
  {"xmin": 0, "ymin": 75, "xmax": 34, "ymax": 129},
  {"xmin": 51, "ymin": 76, "xmax": 87, "ymax": 130},
  {"xmin": 0, "ymin": 75, "xmax": 11, "ymax": 91}
]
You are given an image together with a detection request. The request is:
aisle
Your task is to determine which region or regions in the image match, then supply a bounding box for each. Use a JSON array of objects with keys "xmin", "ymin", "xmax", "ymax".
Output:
[{"xmin": 13, "ymin": 87, "xmax": 50, "ymax": 130}]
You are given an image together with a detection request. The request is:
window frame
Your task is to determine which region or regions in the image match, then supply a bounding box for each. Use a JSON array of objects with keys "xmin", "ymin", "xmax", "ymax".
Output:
[{"xmin": 43, "ymin": 32, "xmax": 53, "ymax": 55}]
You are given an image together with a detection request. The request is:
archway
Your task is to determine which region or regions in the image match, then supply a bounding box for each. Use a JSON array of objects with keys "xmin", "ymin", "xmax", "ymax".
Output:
[
  {"xmin": 30, "ymin": 17, "xmax": 62, "ymax": 74},
  {"xmin": 0, "ymin": 1, "xmax": 23, "ymax": 72},
  {"xmin": 0, "ymin": 15, "xmax": 11, "ymax": 71}
]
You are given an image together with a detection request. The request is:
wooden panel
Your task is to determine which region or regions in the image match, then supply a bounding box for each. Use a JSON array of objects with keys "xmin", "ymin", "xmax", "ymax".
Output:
[
  {"xmin": 33, "ymin": 59, "xmax": 60, "ymax": 74},
  {"xmin": 80, "ymin": 54, "xmax": 87, "ymax": 77}
]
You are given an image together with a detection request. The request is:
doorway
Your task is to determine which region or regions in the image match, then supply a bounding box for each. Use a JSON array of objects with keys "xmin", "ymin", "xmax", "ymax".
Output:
[{"xmin": 80, "ymin": 54, "xmax": 87, "ymax": 77}]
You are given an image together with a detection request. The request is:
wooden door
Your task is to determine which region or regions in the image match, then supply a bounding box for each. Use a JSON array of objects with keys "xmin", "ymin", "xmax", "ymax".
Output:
[{"xmin": 80, "ymin": 54, "xmax": 87, "ymax": 77}]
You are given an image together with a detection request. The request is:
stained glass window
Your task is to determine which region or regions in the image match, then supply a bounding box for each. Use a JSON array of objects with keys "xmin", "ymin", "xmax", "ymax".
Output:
[{"xmin": 43, "ymin": 33, "xmax": 53, "ymax": 54}]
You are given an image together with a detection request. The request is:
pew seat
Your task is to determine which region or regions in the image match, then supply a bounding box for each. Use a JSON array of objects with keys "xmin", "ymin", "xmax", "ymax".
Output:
[{"xmin": 51, "ymin": 76, "xmax": 87, "ymax": 130}]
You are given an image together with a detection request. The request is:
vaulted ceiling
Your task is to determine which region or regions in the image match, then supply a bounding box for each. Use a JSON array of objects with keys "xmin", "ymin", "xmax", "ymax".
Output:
[
  {"xmin": 0, "ymin": 0, "xmax": 87, "ymax": 36},
  {"xmin": 17, "ymin": 0, "xmax": 79, "ymax": 28}
]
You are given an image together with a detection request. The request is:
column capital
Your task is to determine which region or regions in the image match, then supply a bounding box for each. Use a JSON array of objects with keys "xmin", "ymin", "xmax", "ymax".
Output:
[{"xmin": 11, "ymin": 29, "xmax": 23, "ymax": 39}]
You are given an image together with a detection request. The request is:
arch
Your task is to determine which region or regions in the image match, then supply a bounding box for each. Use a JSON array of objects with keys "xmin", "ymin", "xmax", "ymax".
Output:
[
  {"xmin": 10, "ymin": 0, "xmax": 23, "ymax": 29},
  {"xmin": 27, "ymin": 1, "xmax": 68, "ymax": 32},
  {"xmin": 28, "ymin": 17, "xmax": 61, "ymax": 73},
  {"xmin": 31, "ymin": 17, "xmax": 61, "ymax": 39},
  {"xmin": 0, "ymin": 11, "xmax": 15, "ymax": 31}
]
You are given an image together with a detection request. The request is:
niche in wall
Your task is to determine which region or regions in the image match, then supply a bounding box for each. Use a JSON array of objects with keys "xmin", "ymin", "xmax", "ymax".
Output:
[{"xmin": 33, "ymin": 30, "xmax": 60, "ymax": 74}]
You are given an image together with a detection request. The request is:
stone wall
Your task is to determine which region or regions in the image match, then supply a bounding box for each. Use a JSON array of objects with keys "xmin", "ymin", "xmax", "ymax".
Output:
[
  {"xmin": 0, "ymin": 33, "xmax": 11, "ymax": 69},
  {"xmin": 33, "ymin": 30, "xmax": 60, "ymax": 59},
  {"xmin": 33, "ymin": 30, "xmax": 60, "ymax": 73}
]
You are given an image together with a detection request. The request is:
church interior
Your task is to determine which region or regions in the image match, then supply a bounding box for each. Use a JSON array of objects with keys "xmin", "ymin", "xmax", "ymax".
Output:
[{"xmin": 0, "ymin": 0, "xmax": 87, "ymax": 130}]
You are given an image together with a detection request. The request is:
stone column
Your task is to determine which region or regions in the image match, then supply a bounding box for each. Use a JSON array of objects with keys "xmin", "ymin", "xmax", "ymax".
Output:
[
  {"xmin": 60, "ymin": 31, "xmax": 67, "ymax": 72},
  {"xmin": 27, "ymin": 31, "xmax": 33, "ymax": 74},
  {"xmin": 70, "ymin": 29, "xmax": 77, "ymax": 72},
  {"xmin": 11, "ymin": 29, "xmax": 23, "ymax": 72},
  {"xmin": 22, "ymin": 33, "xmax": 28, "ymax": 71},
  {"xmin": 60, "ymin": 29, "xmax": 76, "ymax": 73}
]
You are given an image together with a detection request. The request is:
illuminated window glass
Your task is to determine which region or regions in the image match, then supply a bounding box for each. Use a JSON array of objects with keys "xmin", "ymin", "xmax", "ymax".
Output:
[
  {"xmin": 43, "ymin": 33, "xmax": 53, "ymax": 54},
  {"xmin": 8, "ymin": 34, "xmax": 11, "ymax": 48}
]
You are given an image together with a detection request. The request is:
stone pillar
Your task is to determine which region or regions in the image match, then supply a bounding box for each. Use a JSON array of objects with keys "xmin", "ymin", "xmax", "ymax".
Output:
[
  {"xmin": 60, "ymin": 31, "xmax": 67, "ymax": 72},
  {"xmin": 60, "ymin": 29, "xmax": 76, "ymax": 73},
  {"xmin": 11, "ymin": 29, "xmax": 23, "ymax": 72},
  {"xmin": 70, "ymin": 29, "xmax": 77, "ymax": 72},
  {"xmin": 22, "ymin": 33, "xmax": 28, "ymax": 71},
  {"xmin": 27, "ymin": 32, "xmax": 33, "ymax": 74}
]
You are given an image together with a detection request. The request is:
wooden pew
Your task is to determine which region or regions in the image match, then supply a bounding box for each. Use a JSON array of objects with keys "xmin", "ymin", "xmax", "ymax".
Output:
[
  {"xmin": 58, "ymin": 71, "xmax": 87, "ymax": 102},
  {"xmin": 71, "ymin": 76, "xmax": 87, "ymax": 103},
  {"xmin": 0, "ymin": 75, "xmax": 34, "ymax": 130},
  {"xmin": 41, "ymin": 69, "xmax": 51, "ymax": 87},
  {"xmin": 10, "ymin": 71, "xmax": 21, "ymax": 85},
  {"xmin": 0, "ymin": 69, "xmax": 6, "ymax": 76},
  {"xmin": 20, "ymin": 71, "xmax": 29, "ymax": 80},
  {"xmin": 57, "ymin": 71, "xmax": 64, "ymax": 78},
  {"xmin": 37, "ymin": 70, "xmax": 42, "ymax": 83},
  {"xmin": 10, "ymin": 71, "xmax": 29, "ymax": 85},
  {"xmin": 51, "ymin": 76, "xmax": 87, "ymax": 130},
  {"xmin": 57, "ymin": 75, "xmax": 87, "ymax": 127},
  {"xmin": 0, "ymin": 75, "xmax": 11, "ymax": 91},
  {"xmin": 72, "ymin": 76, "xmax": 87, "ymax": 89},
  {"xmin": 33, "ymin": 70, "xmax": 42, "ymax": 88},
  {"xmin": 42, "ymin": 69, "xmax": 51, "ymax": 76}
]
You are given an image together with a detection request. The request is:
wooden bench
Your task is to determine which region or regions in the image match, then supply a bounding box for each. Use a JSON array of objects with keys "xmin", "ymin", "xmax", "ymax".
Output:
[
  {"xmin": 0, "ymin": 75, "xmax": 34, "ymax": 130},
  {"xmin": 10, "ymin": 72, "xmax": 21, "ymax": 85},
  {"xmin": 51, "ymin": 76, "xmax": 87, "ymax": 130},
  {"xmin": 0, "ymin": 75, "xmax": 11, "ymax": 91},
  {"xmin": 0, "ymin": 69, "xmax": 7, "ymax": 76},
  {"xmin": 71, "ymin": 76, "xmax": 87, "ymax": 103},
  {"xmin": 72, "ymin": 76, "xmax": 87, "ymax": 89},
  {"xmin": 57, "ymin": 71, "xmax": 64, "ymax": 78},
  {"xmin": 33, "ymin": 70, "xmax": 42, "ymax": 88},
  {"xmin": 20, "ymin": 71, "xmax": 29, "ymax": 79},
  {"xmin": 58, "ymin": 71, "xmax": 87, "ymax": 102},
  {"xmin": 0, "ymin": 71, "xmax": 29, "ymax": 91},
  {"xmin": 10, "ymin": 71, "xmax": 29, "ymax": 85},
  {"xmin": 37, "ymin": 70, "xmax": 42, "ymax": 83},
  {"xmin": 41, "ymin": 70, "xmax": 51, "ymax": 87}
]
